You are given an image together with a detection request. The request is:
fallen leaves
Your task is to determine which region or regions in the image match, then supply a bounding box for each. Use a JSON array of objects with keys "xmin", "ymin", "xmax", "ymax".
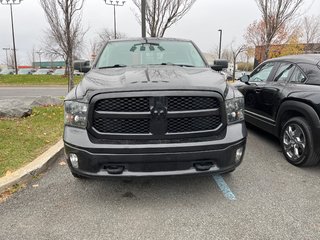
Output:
[
  {"xmin": 59, "ymin": 161, "xmax": 67, "ymax": 166},
  {"xmin": 0, "ymin": 183, "xmax": 26, "ymax": 203}
]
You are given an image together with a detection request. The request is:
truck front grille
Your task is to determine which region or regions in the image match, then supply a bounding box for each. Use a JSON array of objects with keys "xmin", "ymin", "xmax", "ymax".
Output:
[
  {"xmin": 90, "ymin": 93, "xmax": 224, "ymax": 140},
  {"xmin": 168, "ymin": 96, "xmax": 219, "ymax": 111},
  {"xmin": 167, "ymin": 116, "xmax": 221, "ymax": 133},
  {"xmin": 95, "ymin": 97, "xmax": 149, "ymax": 112},
  {"xmin": 94, "ymin": 118, "xmax": 150, "ymax": 134}
]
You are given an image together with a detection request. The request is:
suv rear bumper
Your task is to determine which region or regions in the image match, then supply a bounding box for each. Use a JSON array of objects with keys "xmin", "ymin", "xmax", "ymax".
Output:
[{"xmin": 63, "ymin": 123, "xmax": 247, "ymax": 177}]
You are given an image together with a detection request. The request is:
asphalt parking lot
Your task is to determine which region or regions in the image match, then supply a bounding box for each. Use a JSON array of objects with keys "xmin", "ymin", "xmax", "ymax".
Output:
[{"xmin": 0, "ymin": 125, "xmax": 319, "ymax": 240}]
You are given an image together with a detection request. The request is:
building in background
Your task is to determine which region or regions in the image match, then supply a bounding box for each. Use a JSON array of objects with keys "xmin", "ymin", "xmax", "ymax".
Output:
[{"xmin": 32, "ymin": 61, "xmax": 66, "ymax": 69}]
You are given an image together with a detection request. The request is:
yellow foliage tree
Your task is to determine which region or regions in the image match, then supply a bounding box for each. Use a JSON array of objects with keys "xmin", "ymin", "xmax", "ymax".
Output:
[{"xmin": 269, "ymin": 34, "xmax": 304, "ymax": 58}]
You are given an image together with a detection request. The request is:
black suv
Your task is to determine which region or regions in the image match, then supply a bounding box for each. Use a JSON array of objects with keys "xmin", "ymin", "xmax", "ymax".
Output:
[
  {"xmin": 63, "ymin": 38, "xmax": 247, "ymax": 178},
  {"xmin": 237, "ymin": 54, "xmax": 320, "ymax": 166}
]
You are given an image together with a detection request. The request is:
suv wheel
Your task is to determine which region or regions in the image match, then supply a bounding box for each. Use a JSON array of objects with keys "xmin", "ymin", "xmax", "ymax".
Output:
[{"xmin": 280, "ymin": 117, "xmax": 319, "ymax": 166}]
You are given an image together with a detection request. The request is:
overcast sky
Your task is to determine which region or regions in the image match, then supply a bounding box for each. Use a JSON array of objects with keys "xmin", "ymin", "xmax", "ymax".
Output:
[{"xmin": 0, "ymin": 0, "xmax": 319, "ymax": 65}]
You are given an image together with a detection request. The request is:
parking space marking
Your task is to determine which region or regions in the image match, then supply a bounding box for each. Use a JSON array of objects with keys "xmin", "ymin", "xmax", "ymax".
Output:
[{"xmin": 213, "ymin": 174, "xmax": 236, "ymax": 201}]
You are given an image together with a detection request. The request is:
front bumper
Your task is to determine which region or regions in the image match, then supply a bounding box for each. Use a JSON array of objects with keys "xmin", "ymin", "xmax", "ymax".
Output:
[{"xmin": 63, "ymin": 123, "xmax": 247, "ymax": 177}]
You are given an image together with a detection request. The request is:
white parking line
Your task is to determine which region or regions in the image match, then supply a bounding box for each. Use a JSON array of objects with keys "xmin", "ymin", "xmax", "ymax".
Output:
[{"xmin": 213, "ymin": 174, "xmax": 236, "ymax": 201}]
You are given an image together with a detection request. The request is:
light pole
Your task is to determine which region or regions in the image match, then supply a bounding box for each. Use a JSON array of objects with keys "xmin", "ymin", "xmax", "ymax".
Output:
[
  {"xmin": 103, "ymin": 0, "xmax": 125, "ymax": 39},
  {"xmin": 218, "ymin": 29, "xmax": 222, "ymax": 59},
  {"xmin": 1, "ymin": 0, "xmax": 23, "ymax": 75},
  {"xmin": 2, "ymin": 47, "xmax": 11, "ymax": 68},
  {"xmin": 36, "ymin": 50, "xmax": 44, "ymax": 69},
  {"xmin": 141, "ymin": 0, "xmax": 146, "ymax": 37}
]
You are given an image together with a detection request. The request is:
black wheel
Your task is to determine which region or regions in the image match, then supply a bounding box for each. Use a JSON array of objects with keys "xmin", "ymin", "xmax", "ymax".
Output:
[
  {"xmin": 71, "ymin": 172, "xmax": 87, "ymax": 179},
  {"xmin": 280, "ymin": 117, "xmax": 319, "ymax": 166}
]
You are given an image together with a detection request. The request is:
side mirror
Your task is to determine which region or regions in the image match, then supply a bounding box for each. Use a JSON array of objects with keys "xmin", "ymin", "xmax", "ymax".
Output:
[
  {"xmin": 211, "ymin": 65, "xmax": 223, "ymax": 71},
  {"xmin": 80, "ymin": 66, "xmax": 91, "ymax": 73},
  {"xmin": 214, "ymin": 59, "xmax": 228, "ymax": 69},
  {"xmin": 211, "ymin": 59, "xmax": 228, "ymax": 72},
  {"xmin": 240, "ymin": 75, "xmax": 249, "ymax": 83}
]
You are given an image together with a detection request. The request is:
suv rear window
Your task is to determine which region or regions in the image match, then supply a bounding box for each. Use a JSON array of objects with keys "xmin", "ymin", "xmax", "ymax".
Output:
[
  {"xmin": 289, "ymin": 67, "xmax": 307, "ymax": 84},
  {"xmin": 298, "ymin": 63, "xmax": 320, "ymax": 85}
]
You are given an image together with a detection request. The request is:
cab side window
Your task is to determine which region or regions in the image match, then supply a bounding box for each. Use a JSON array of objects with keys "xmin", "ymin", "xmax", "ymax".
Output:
[
  {"xmin": 289, "ymin": 67, "xmax": 307, "ymax": 84},
  {"xmin": 250, "ymin": 62, "xmax": 275, "ymax": 83},
  {"xmin": 274, "ymin": 63, "xmax": 294, "ymax": 82}
]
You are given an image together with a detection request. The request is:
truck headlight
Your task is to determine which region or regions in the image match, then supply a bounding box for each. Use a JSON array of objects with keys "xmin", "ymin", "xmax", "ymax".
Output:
[
  {"xmin": 64, "ymin": 101, "xmax": 88, "ymax": 128},
  {"xmin": 225, "ymin": 97, "xmax": 244, "ymax": 124}
]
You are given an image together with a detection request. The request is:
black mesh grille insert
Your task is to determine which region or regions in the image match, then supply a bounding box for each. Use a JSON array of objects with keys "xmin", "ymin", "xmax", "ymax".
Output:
[
  {"xmin": 168, "ymin": 116, "xmax": 221, "ymax": 133},
  {"xmin": 168, "ymin": 96, "xmax": 219, "ymax": 111},
  {"xmin": 95, "ymin": 97, "xmax": 149, "ymax": 112},
  {"xmin": 93, "ymin": 118, "xmax": 150, "ymax": 134},
  {"xmin": 91, "ymin": 95, "xmax": 223, "ymax": 137}
]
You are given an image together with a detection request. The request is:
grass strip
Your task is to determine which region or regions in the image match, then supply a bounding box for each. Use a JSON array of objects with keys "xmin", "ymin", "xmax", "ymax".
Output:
[
  {"xmin": 0, "ymin": 106, "xmax": 64, "ymax": 177},
  {"xmin": 0, "ymin": 75, "xmax": 82, "ymax": 86}
]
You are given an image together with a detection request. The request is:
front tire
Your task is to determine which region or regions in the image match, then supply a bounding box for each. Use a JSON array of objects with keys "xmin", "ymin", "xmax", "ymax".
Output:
[{"xmin": 280, "ymin": 117, "xmax": 319, "ymax": 166}]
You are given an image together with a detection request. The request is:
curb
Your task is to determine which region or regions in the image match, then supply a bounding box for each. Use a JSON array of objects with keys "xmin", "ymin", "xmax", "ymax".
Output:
[{"xmin": 0, "ymin": 139, "xmax": 64, "ymax": 194}]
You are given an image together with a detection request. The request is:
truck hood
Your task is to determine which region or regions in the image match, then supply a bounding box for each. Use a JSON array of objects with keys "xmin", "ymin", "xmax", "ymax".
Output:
[{"xmin": 67, "ymin": 66, "xmax": 230, "ymax": 101}]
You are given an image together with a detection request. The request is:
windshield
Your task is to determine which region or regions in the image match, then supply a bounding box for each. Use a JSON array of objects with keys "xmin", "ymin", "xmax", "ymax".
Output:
[{"xmin": 95, "ymin": 40, "xmax": 206, "ymax": 68}]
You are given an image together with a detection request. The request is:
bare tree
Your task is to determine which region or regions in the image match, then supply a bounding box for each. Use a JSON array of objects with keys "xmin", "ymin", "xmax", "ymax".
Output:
[
  {"xmin": 302, "ymin": 15, "xmax": 320, "ymax": 44},
  {"xmin": 98, "ymin": 28, "xmax": 126, "ymax": 43},
  {"xmin": 96, "ymin": 28, "xmax": 127, "ymax": 50},
  {"xmin": 209, "ymin": 45, "xmax": 220, "ymax": 60},
  {"xmin": 243, "ymin": 47, "xmax": 255, "ymax": 70},
  {"xmin": 244, "ymin": 20, "xmax": 292, "ymax": 48},
  {"xmin": 40, "ymin": 0, "xmax": 86, "ymax": 91},
  {"xmin": 255, "ymin": 0, "xmax": 304, "ymax": 60},
  {"xmin": 0, "ymin": 58, "xmax": 5, "ymax": 66},
  {"xmin": 26, "ymin": 47, "xmax": 36, "ymax": 67},
  {"xmin": 244, "ymin": 20, "xmax": 267, "ymax": 48},
  {"xmin": 221, "ymin": 48, "xmax": 233, "ymax": 63},
  {"xmin": 86, "ymin": 40, "xmax": 100, "ymax": 63},
  {"xmin": 132, "ymin": 0, "xmax": 196, "ymax": 37},
  {"xmin": 87, "ymin": 28, "xmax": 127, "ymax": 62},
  {"xmin": 1, "ymin": 49, "xmax": 15, "ymax": 69},
  {"xmin": 42, "ymin": 32, "xmax": 66, "ymax": 61},
  {"xmin": 231, "ymin": 44, "xmax": 246, "ymax": 80}
]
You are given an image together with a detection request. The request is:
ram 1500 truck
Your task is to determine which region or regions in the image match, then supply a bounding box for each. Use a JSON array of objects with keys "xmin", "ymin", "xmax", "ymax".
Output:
[{"xmin": 63, "ymin": 38, "xmax": 247, "ymax": 178}]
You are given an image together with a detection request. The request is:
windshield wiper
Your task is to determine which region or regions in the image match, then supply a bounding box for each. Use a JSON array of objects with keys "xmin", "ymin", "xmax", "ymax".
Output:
[
  {"xmin": 160, "ymin": 63, "xmax": 195, "ymax": 67},
  {"xmin": 98, "ymin": 64, "xmax": 127, "ymax": 69}
]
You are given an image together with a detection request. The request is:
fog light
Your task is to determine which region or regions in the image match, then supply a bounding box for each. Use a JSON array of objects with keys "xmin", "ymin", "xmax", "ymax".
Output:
[
  {"xmin": 69, "ymin": 153, "xmax": 79, "ymax": 168},
  {"xmin": 235, "ymin": 147, "xmax": 244, "ymax": 162}
]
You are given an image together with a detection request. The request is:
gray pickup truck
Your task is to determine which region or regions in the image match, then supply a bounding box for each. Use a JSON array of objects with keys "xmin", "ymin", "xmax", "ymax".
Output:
[{"xmin": 63, "ymin": 38, "xmax": 247, "ymax": 178}]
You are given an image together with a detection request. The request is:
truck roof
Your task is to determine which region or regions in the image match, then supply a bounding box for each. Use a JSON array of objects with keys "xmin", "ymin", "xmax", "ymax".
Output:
[{"xmin": 107, "ymin": 37, "xmax": 193, "ymax": 43}]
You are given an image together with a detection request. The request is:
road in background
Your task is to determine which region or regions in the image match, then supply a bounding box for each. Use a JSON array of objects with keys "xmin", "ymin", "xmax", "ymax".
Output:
[
  {"xmin": 0, "ymin": 126, "xmax": 319, "ymax": 240},
  {"xmin": 0, "ymin": 87, "xmax": 68, "ymax": 99}
]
